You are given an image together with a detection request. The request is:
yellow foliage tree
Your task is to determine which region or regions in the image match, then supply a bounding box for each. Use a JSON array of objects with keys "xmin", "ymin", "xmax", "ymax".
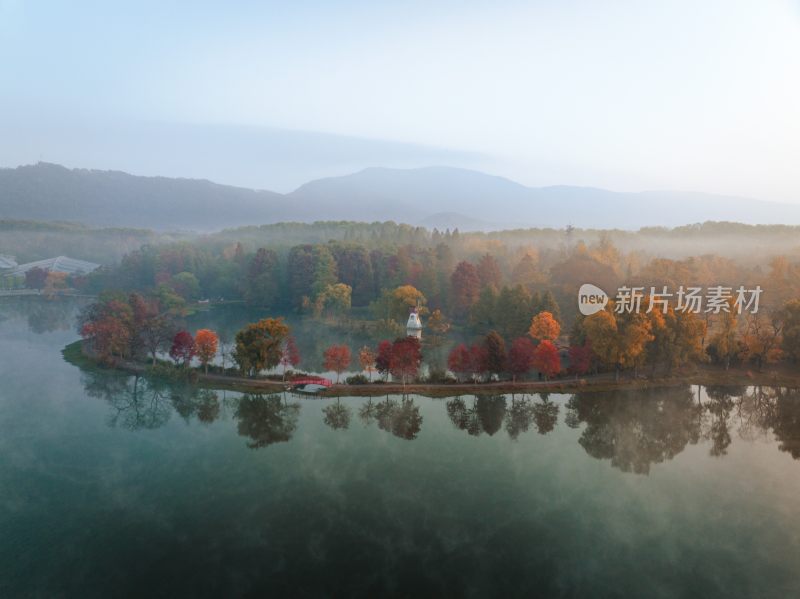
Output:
[
  {"xmin": 708, "ymin": 300, "xmax": 739, "ymax": 370},
  {"xmin": 739, "ymin": 312, "xmax": 782, "ymax": 371},
  {"xmin": 646, "ymin": 307, "xmax": 706, "ymax": 375},
  {"xmin": 583, "ymin": 310, "xmax": 621, "ymax": 378},
  {"xmin": 359, "ymin": 346, "xmax": 377, "ymax": 381},
  {"xmin": 583, "ymin": 303, "xmax": 653, "ymax": 379},
  {"xmin": 372, "ymin": 285, "xmax": 428, "ymax": 324},
  {"xmin": 314, "ymin": 283, "xmax": 352, "ymax": 321}
]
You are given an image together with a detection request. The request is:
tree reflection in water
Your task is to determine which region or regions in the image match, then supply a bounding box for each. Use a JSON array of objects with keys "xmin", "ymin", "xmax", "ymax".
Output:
[
  {"xmin": 566, "ymin": 387, "xmax": 702, "ymax": 475},
  {"xmin": 731, "ymin": 386, "xmax": 800, "ymax": 460},
  {"xmin": 446, "ymin": 395, "xmax": 507, "ymax": 437},
  {"xmin": 770, "ymin": 390, "xmax": 800, "ymax": 458},
  {"xmin": 564, "ymin": 385, "xmax": 800, "ymax": 473},
  {"xmin": 79, "ymin": 367, "xmax": 800, "ymax": 467},
  {"xmin": 83, "ymin": 372, "xmax": 223, "ymax": 430},
  {"xmin": 170, "ymin": 387, "xmax": 221, "ymax": 425},
  {"xmin": 82, "ymin": 373, "xmax": 174, "ymax": 430},
  {"xmin": 359, "ymin": 396, "xmax": 423, "ymax": 440},
  {"xmin": 704, "ymin": 386, "xmax": 737, "ymax": 457},
  {"xmin": 504, "ymin": 395, "xmax": 535, "ymax": 440},
  {"xmin": 446, "ymin": 394, "xmax": 557, "ymax": 439},
  {"xmin": 234, "ymin": 393, "xmax": 300, "ymax": 449},
  {"xmin": 0, "ymin": 297, "xmax": 79, "ymax": 334},
  {"xmin": 532, "ymin": 393, "xmax": 559, "ymax": 435},
  {"xmin": 322, "ymin": 398, "xmax": 352, "ymax": 431}
]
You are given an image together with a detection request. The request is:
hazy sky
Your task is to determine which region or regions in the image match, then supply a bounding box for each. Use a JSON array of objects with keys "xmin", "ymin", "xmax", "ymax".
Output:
[{"xmin": 1, "ymin": 0, "xmax": 799, "ymax": 199}]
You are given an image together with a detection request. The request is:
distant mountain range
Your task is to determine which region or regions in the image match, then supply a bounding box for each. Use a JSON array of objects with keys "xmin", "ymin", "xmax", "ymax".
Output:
[{"xmin": 1, "ymin": 162, "xmax": 799, "ymax": 231}]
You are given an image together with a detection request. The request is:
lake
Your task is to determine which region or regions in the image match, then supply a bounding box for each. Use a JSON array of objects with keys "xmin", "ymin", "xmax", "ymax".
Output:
[{"xmin": 2, "ymin": 298, "xmax": 800, "ymax": 598}]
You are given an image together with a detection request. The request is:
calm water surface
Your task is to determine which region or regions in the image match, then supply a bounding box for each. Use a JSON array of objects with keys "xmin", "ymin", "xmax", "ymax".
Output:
[{"xmin": 2, "ymin": 299, "xmax": 800, "ymax": 598}]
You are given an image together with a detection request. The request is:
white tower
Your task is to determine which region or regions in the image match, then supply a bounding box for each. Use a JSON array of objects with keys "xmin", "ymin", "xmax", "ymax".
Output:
[{"xmin": 406, "ymin": 308, "xmax": 423, "ymax": 339}]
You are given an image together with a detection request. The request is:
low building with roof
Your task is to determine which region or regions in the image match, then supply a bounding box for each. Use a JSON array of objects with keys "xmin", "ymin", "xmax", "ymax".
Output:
[
  {"xmin": 0, "ymin": 255, "xmax": 17, "ymax": 270},
  {"xmin": 3, "ymin": 256, "xmax": 101, "ymax": 278}
]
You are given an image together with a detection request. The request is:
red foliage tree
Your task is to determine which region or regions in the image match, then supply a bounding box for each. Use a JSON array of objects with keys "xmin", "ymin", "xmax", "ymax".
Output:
[
  {"xmin": 170, "ymin": 330, "xmax": 196, "ymax": 367},
  {"xmin": 568, "ymin": 343, "xmax": 592, "ymax": 378},
  {"xmin": 80, "ymin": 316, "xmax": 131, "ymax": 363},
  {"xmin": 532, "ymin": 340, "xmax": 561, "ymax": 380},
  {"xmin": 323, "ymin": 344, "xmax": 351, "ymax": 383},
  {"xmin": 469, "ymin": 344, "xmax": 489, "ymax": 381},
  {"xmin": 447, "ymin": 343, "xmax": 472, "ymax": 381},
  {"xmin": 450, "ymin": 261, "xmax": 481, "ymax": 318},
  {"xmin": 390, "ymin": 336, "xmax": 422, "ymax": 386},
  {"xmin": 375, "ymin": 340, "xmax": 393, "ymax": 379},
  {"xmin": 78, "ymin": 298, "xmax": 134, "ymax": 362},
  {"xmin": 508, "ymin": 337, "xmax": 536, "ymax": 381}
]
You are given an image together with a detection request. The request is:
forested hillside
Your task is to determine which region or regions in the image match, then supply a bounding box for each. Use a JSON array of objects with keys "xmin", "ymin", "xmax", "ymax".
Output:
[{"xmin": 0, "ymin": 163, "xmax": 285, "ymax": 230}]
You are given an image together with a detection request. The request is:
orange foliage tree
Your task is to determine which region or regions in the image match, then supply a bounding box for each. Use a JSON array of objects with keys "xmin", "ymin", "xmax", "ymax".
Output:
[
  {"xmin": 195, "ymin": 329, "xmax": 219, "ymax": 374},
  {"xmin": 529, "ymin": 311, "xmax": 561, "ymax": 342},
  {"xmin": 323, "ymin": 344, "xmax": 351, "ymax": 383}
]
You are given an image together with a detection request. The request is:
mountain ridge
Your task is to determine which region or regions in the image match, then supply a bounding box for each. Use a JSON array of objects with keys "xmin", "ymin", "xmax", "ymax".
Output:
[{"xmin": 1, "ymin": 162, "xmax": 796, "ymax": 231}]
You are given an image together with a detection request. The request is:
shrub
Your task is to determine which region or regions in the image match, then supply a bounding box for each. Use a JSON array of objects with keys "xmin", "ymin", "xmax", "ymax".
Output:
[
  {"xmin": 424, "ymin": 369, "xmax": 458, "ymax": 384},
  {"xmin": 147, "ymin": 363, "xmax": 198, "ymax": 383},
  {"xmin": 345, "ymin": 374, "xmax": 369, "ymax": 385}
]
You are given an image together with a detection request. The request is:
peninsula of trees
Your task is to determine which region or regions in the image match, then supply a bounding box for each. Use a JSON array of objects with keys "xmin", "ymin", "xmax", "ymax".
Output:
[{"xmin": 72, "ymin": 220, "xmax": 800, "ymax": 390}]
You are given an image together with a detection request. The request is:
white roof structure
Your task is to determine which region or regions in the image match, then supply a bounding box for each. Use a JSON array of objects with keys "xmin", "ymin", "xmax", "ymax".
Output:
[
  {"xmin": 406, "ymin": 310, "xmax": 422, "ymax": 330},
  {"xmin": 0, "ymin": 255, "xmax": 17, "ymax": 270},
  {"xmin": 5, "ymin": 256, "xmax": 100, "ymax": 277}
]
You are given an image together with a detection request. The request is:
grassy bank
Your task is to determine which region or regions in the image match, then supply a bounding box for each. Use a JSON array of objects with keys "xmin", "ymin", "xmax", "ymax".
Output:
[{"xmin": 63, "ymin": 340, "xmax": 800, "ymax": 398}]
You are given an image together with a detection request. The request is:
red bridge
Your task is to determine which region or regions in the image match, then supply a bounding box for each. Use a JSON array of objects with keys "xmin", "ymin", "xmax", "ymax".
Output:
[{"xmin": 289, "ymin": 377, "xmax": 333, "ymax": 387}]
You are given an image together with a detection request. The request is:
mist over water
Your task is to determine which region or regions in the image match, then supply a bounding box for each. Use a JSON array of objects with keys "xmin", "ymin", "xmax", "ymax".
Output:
[{"xmin": 2, "ymin": 299, "xmax": 800, "ymax": 597}]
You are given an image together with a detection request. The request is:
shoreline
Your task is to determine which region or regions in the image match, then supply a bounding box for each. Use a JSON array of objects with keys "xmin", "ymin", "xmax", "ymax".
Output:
[{"xmin": 62, "ymin": 341, "xmax": 800, "ymax": 398}]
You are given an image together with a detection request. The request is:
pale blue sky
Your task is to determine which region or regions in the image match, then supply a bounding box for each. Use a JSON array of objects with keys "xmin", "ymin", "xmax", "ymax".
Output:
[{"xmin": 1, "ymin": 0, "xmax": 799, "ymax": 198}]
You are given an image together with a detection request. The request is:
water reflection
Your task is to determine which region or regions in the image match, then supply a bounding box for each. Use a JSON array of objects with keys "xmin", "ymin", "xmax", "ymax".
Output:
[
  {"xmin": 705, "ymin": 386, "xmax": 735, "ymax": 457},
  {"xmin": 773, "ymin": 392, "xmax": 800, "ymax": 458},
  {"xmin": 446, "ymin": 394, "xmax": 560, "ymax": 438},
  {"xmin": 322, "ymin": 398, "xmax": 352, "ymax": 431},
  {"xmin": 81, "ymin": 371, "xmax": 225, "ymax": 430},
  {"xmin": 505, "ymin": 395, "xmax": 536, "ymax": 440},
  {"xmin": 234, "ymin": 393, "xmax": 301, "ymax": 449},
  {"xmin": 566, "ymin": 387, "xmax": 702, "ymax": 474},
  {"xmin": 358, "ymin": 396, "xmax": 423, "ymax": 440},
  {"xmin": 82, "ymin": 373, "xmax": 174, "ymax": 430},
  {"xmin": 733, "ymin": 386, "xmax": 800, "ymax": 459},
  {"xmin": 532, "ymin": 394, "xmax": 559, "ymax": 435},
  {"xmin": 567, "ymin": 386, "xmax": 800, "ymax": 473},
  {"xmin": 78, "ymin": 368, "xmax": 800, "ymax": 472},
  {"xmin": 171, "ymin": 387, "xmax": 221, "ymax": 424},
  {"xmin": 446, "ymin": 395, "xmax": 506, "ymax": 436},
  {"xmin": 0, "ymin": 296, "xmax": 84, "ymax": 334}
]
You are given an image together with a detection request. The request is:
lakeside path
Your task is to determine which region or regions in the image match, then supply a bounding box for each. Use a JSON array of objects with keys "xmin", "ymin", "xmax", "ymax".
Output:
[{"xmin": 63, "ymin": 341, "xmax": 800, "ymax": 398}]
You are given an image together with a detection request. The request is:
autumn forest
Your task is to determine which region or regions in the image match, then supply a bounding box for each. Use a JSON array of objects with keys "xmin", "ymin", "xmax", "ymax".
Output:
[{"xmin": 65, "ymin": 220, "xmax": 800, "ymax": 388}]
